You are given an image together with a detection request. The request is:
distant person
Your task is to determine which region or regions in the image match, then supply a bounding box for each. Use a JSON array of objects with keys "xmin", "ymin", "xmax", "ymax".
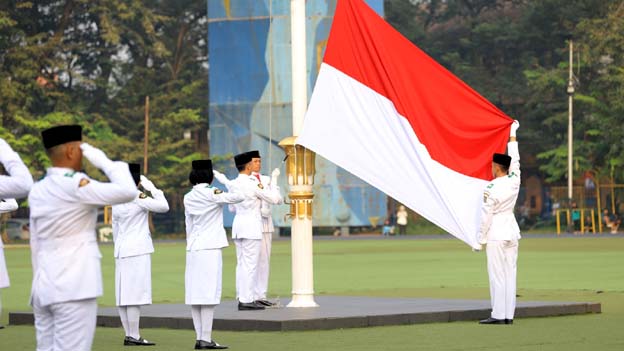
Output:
[
  {"xmin": 382, "ymin": 220, "xmax": 393, "ymax": 236},
  {"xmin": 571, "ymin": 202, "xmax": 581, "ymax": 233},
  {"xmin": 396, "ymin": 205, "xmax": 408, "ymax": 235},
  {"xmin": 477, "ymin": 120, "xmax": 521, "ymax": 325},
  {"xmin": 112, "ymin": 164, "xmax": 169, "ymax": 346},
  {"xmin": 602, "ymin": 209, "xmax": 620, "ymax": 234}
]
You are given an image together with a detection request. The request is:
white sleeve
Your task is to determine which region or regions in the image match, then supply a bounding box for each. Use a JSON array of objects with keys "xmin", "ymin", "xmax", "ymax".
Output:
[
  {"xmin": 0, "ymin": 142, "xmax": 33, "ymax": 199},
  {"xmin": 478, "ymin": 188, "xmax": 498, "ymax": 244},
  {"xmin": 136, "ymin": 188, "xmax": 170, "ymax": 213},
  {"xmin": 76, "ymin": 162, "xmax": 139, "ymax": 206},
  {"xmin": 0, "ymin": 198, "xmax": 18, "ymax": 213}
]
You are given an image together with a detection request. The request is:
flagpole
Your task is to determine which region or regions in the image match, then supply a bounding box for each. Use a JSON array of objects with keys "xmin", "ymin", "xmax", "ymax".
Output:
[{"xmin": 278, "ymin": 0, "xmax": 318, "ymax": 308}]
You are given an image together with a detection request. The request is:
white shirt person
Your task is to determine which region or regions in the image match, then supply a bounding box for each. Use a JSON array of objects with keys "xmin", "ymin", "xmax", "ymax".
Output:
[
  {"xmin": 28, "ymin": 125, "xmax": 137, "ymax": 351},
  {"xmin": 112, "ymin": 163, "xmax": 169, "ymax": 346},
  {"xmin": 184, "ymin": 159, "xmax": 246, "ymax": 350}
]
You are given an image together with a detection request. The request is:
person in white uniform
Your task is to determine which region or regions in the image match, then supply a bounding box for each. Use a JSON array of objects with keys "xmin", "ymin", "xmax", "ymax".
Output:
[
  {"xmin": 228, "ymin": 151, "xmax": 282, "ymax": 310},
  {"xmin": 213, "ymin": 153, "xmax": 283, "ymax": 308},
  {"xmin": 112, "ymin": 163, "xmax": 169, "ymax": 346},
  {"xmin": 0, "ymin": 137, "xmax": 33, "ymax": 330},
  {"xmin": 477, "ymin": 120, "xmax": 521, "ymax": 325},
  {"xmin": 184, "ymin": 159, "xmax": 246, "ymax": 350},
  {"xmin": 0, "ymin": 198, "xmax": 19, "ymax": 329},
  {"xmin": 0, "ymin": 137, "xmax": 34, "ymax": 199},
  {"xmin": 28, "ymin": 125, "xmax": 137, "ymax": 351}
]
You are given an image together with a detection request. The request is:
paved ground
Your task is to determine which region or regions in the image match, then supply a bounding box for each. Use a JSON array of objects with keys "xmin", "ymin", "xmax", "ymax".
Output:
[{"xmin": 10, "ymin": 296, "xmax": 600, "ymax": 331}]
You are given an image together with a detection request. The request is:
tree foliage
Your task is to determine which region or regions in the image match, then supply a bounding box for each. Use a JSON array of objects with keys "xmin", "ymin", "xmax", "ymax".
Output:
[{"xmin": 0, "ymin": 1, "xmax": 208, "ymax": 204}]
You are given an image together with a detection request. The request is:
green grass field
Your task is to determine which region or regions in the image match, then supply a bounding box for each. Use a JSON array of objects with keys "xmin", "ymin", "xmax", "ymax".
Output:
[{"xmin": 1, "ymin": 236, "xmax": 623, "ymax": 350}]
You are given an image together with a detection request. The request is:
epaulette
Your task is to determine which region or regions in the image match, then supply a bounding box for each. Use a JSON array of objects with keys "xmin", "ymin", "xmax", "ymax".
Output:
[
  {"xmin": 214, "ymin": 188, "xmax": 223, "ymax": 194},
  {"xmin": 257, "ymin": 183, "xmax": 264, "ymax": 189}
]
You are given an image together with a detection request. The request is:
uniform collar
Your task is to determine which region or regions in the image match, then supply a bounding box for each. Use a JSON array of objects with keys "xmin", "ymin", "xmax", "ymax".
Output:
[
  {"xmin": 193, "ymin": 183, "xmax": 210, "ymax": 189},
  {"xmin": 46, "ymin": 167, "xmax": 78, "ymax": 176}
]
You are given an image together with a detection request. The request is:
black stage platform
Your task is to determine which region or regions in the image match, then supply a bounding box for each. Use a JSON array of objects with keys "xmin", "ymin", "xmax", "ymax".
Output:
[{"xmin": 9, "ymin": 296, "xmax": 600, "ymax": 331}]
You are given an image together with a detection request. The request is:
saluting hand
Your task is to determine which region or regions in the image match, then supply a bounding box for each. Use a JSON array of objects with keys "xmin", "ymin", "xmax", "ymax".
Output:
[
  {"xmin": 139, "ymin": 175, "xmax": 156, "ymax": 190},
  {"xmin": 80, "ymin": 143, "xmax": 113, "ymax": 170}
]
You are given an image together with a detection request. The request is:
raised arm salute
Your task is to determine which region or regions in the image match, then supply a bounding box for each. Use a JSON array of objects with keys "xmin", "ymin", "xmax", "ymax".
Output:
[
  {"xmin": 477, "ymin": 120, "xmax": 521, "ymax": 325},
  {"xmin": 0, "ymin": 138, "xmax": 33, "ymax": 199},
  {"xmin": 28, "ymin": 125, "xmax": 137, "ymax": 351}
]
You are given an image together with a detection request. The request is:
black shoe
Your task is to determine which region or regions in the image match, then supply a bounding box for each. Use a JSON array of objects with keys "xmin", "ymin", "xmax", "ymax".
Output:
[
  {"xmin": 505, "ymin": 319, "xmax": 513, "ymax": 325},
  {"xmin": 0, "ymin": 325, "xmax": 4, "ymax": 329},
  {"xmin": 124, "ymin": 336, "xmax": 156, "ymax": 346},
  {"xmin": 195, "ymin": 339, "xmax": 228, "ymax": 349},
  {"xmin": 255, "ymin": 299, "xmax": 276, "ymax": 307},
  {"xmin": 479, "ymin": 317, "xmax": 506, "ymax": 324},
  {"xmin": 238, "ymin": 301, "xmax": 265, "ymax": 311}
]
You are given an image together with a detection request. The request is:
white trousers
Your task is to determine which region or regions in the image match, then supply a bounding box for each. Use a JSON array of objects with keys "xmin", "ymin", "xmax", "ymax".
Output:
[
  {"xmin": 233, "ymin": 239, "xmax": 261, "ymax": 303},
  {"xmin": 254, "ymin": 232, "xmax": 273, "ymax": 300},
  {"xmin": 33, "ymin": 298, "xmax": 97, "ymax": 351},
  {"xmin": 486, "ymin": 240, "xmax": 519, "ymax": 320}
]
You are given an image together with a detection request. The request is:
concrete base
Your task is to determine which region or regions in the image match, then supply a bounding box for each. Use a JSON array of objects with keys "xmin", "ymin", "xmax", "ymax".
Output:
[{"xmin": 9, "ymin": 296, "xmax": 600, "ymax": 332}]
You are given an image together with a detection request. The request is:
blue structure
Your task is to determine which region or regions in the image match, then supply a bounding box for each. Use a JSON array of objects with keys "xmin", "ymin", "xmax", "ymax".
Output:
[{"xmin": 208, "ymin": 0, "xmax": 386, "ymax": 228}]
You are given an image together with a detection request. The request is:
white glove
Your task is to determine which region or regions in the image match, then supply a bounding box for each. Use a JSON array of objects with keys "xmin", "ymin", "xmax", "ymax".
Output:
[
  {"xmin": 140, "ymin": 175, "xmax": 156, "ymax": 191},
  {"xmin": 271, "ymin": 168, "xmax": 280, "ymax": 185},
  {"xmin": 80, "ymin": 143, "xmax": 114, "ymax": 171},
  {"xmin": 0, "ymin": 138, "xmax": 14, "ymax": 163},
  {"xmin": 510, "ymin": 120, "xmax": 520, "ymax": 137},
  {"xmin": 213, "ymin": 170, "xmax": 229, "ymax": 185}
]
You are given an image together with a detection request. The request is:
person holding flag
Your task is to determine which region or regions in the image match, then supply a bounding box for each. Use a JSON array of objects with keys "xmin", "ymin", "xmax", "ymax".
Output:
[{"xmin": 477, "ymin": 120, "xmax": 521, "ymax": 325}]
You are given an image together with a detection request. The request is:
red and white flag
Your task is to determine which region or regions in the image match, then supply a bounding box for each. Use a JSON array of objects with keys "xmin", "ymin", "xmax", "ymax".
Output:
[{"xmin": 298, "ymin": 0, "xmax": 513, "ymax": 248}]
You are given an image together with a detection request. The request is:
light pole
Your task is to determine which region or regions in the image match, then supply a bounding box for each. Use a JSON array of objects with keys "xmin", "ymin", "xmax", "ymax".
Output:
[{"xmin": 567, "ymin": 40, "xmax": 575, "ymax": 205}]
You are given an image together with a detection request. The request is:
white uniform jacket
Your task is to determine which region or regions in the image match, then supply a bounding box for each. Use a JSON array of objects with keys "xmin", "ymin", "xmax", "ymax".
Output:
[
  {"xmin": 0, "ymin": 198, "xmax": 18, "ymax": 249},
  {"xmin": 184, "ymin": 184, "xmax": 246, "ymax": 251},
  {"xmin": 478, "ymin": 141, "xmax": 521, "ymax": 243},
  {"xmin": 229, "ymin": 174, "xmax": 282, "ymax": 240},
  {"xmin": 28, "ymin": 164, "xmax": 137, "ymax": 307},
  {"xmin": 0, "ymin": 198, "xmax": 18, "ymax": 288},
  {"xmin": 112, "ymin": 186, "xmax": 169, "ymax": 258},
  {"xmin": 0, "ymin": 140, "xmax": 33, "ymax": 199},
  {"xmin": 259, "ymin": 174, "xmax": 283, "ymax": 233}
]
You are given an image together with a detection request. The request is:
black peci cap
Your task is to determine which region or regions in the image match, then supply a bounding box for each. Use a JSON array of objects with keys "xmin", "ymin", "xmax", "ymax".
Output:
[
  {"xmin": 247, "ymin": 150, "xmax": 261, "ymax": 159},
  {"xmin": 41, "ymin": 125, "xmax": 82, "ymax": 149},
  {"xmin": 493, "ymin": 153, "xmax": 512, "ymax": 168},
  {"xmin": 129, "ymin": 163, "xmax": 141, "ymax": 185},
  {"xmin": 192, "ymin": 159, "xmax": 212, "ymax": 171},
  {"xmin": 234, "ymin": 152, "xmax": 251, "ymax": 167}
]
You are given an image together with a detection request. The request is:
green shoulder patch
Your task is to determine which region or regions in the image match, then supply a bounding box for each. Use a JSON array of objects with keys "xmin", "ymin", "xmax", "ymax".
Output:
[
  {"xmin": 214, "ymin": 189, "xmax": 223, "ymax": 194},
  {"xmin": 486, "ymin": 183, "xmax": 494, "ymax": 189},
  {"xmin": 64, "ymin": 171, "xmax": 76, "ymax": 177}
]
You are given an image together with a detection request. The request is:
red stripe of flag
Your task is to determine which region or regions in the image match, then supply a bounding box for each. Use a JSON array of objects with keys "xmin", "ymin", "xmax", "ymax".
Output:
[{"xmin": 323, "ymin": 0, "xmax": 513, "ymax": 180}]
